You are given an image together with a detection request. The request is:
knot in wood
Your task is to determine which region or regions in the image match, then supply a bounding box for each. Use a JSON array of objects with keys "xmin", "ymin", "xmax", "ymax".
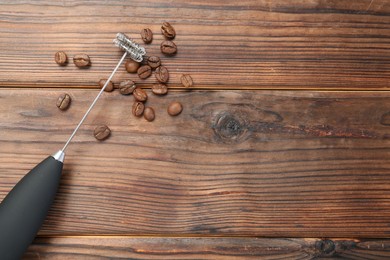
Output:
[
  {"xmin": 380, "ymin": 112, "xmax": 390, "ymax": 126},
  {"xmin": 316, "ymin": 239, "xmax": 336, "ymax": 256},
  {"xmin": 213, "ymin": 113, "xmax": 247, "ymax": 143}
]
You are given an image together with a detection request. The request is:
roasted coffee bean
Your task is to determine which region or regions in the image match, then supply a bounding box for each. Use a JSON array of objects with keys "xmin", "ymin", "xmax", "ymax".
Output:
[
  {"xmin": 141, "ymin": 28, "xmax": 153, "ymax": 44},
  {"xmin": 73, "ymin": 53, "xmax": 90, "ymax": 67},
  {"xmin": 155, "ymin": 66, "xmax": 169, "ymax": 83},
  {"xmin": 54, "ymin": 51, "xmax": 67, "ymax": 65},
  {"xmin": 94, "ymin": 125, "xmax": 111, "ymax": 141},
  {"xmin": 133, "ymin": 87, "xmax": 148, "ymax": 102},
  {"xmin": 98, "ymin": 79, "xmax": 114, "ymax": 92},
  {"xmin": 132, "ymin": 101, "xmax": 145, "ymax": 117},
  {"xmin": 161, "ymin": 22, "xmax": 176, "ymax": 39},
  {"xmin": 56, "ymin": 93, "xmax": 71, "ymax": 110},
  {"xmin": 119, "ymin": 80, "xmax": 136, "ymax": 95},
  {"xmin": 137, "ymin": 65, "xmax": 152, "ymax": 79},
  {"xmin": 125, "ymin": 59, "xmax": 140, "ymax": 73},
  {"xmin": 144, "ymin": 107, "xmax": 155, "ymax": 122},
  {"xmin": 147, "ymin": 56, "xmax": 161, "ymax": 69},
  {"xmin": 180, "ymin": 74, "xmax": 193, "ymax": 88},
  {"xmin": 168, "ymin": 102, "xmax": 183, "ymax": 116},
  {"xmin": 152, "ymin": 83, "xmax": 168, "ymax": 95},
  {"xmin": 161, "ymin": 40, "xmax": 177, "ymax": 55}
]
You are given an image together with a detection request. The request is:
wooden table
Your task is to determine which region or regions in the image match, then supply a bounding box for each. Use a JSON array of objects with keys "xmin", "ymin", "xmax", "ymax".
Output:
[{"xmin": 0, "ymin": 0, "xmax": 389, "ymax": 259}]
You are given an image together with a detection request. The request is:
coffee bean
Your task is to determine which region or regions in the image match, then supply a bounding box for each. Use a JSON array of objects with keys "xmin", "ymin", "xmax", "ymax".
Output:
[
  {"xmin": 137, "ymin": 65, "xmax": 152, "ymax": 79},
  {"xmin": 144, "ymin": 107, "xmax": 155, "ymax": 122},
  {"xmin": 141, "ymin": 28, "xmax": 153, "ymax": 44},
  {"xmin": 56, "ymin": 93, "xmax": 71, "ymax": 110},
  {"xmin": 155, "ymin": 66, "xmax": 169, "ymax": 83},
  {"xmin": 119, "ymin": 80, "xmax": 136, "ymax": 95},
  {"xmin": 94, "ymin": 125, "xmax": 111, "ymax": 141},
  {"xmin": 73, "ymin": 53, "xmax": 90, "ymax": 67},
  {"xmin": 147, "ymin": 56, "xmax": 161, "ymax": 69},
  {"xmin": 54, "ymin": 51, "xmax": 67, "ymax": 65},
  {"xmin": 125, "ymin": 59, "xmax": 140, "ymax": 73},
  {"xmin": 180, "ymin": 74, "xmax": 193, "ymax": 88},
  {"xmin": 98, "ymin": 79, "xmax": 114, "ymax": 92},
  {"xmin": 161, "ymin": 40, "xmax": 177, "ymax": 55},
  {"xmin": 161, "ymin": 22, "xmax": 176, "ymax": 39},
  {"xmin": 133, "ymin": 87, "xmax": 148, "ymax": 102},
  {"xmin": 132, "ymin": 101, "xmax": 145, "ymax": 117},
  {"xmin": 168, "ymin": 102, "xmax": 183, "ymax": 116},
  {"xmin": 152, "ymin": 83, "xmax": 168, "ymax": 95}
]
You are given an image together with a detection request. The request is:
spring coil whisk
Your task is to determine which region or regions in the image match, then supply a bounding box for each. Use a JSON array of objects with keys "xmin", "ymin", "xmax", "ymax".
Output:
[{"xmin": 113, "ymin": 33, "xmax": 146, "ymax": 62}]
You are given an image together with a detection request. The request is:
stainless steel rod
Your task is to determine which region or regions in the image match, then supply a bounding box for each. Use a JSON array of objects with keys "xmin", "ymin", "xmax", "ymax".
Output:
[{"xmin": 61, "ymin": 52, "xmax": 128, "ymax": 152}]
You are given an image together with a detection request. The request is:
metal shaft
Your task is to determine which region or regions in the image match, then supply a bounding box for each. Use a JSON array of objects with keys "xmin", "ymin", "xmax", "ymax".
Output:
[{"xmin": 61, "ymin": 52, "xmax": 127, "ymax": 152}]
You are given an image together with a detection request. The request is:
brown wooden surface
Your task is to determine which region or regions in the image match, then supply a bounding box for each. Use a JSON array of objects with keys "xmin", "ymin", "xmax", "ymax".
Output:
[
  {"xmin": 0, "ymin": 0, "xmax": 389, "ymax": 90},
  {"xmin": 1, "ymin": 0, "xmax": 390, "ymax": 259},
  {"xmin": 22, "ymin": 237, "xmax": 390, "ymax": 259},
  {"xmin": 0, "ymin": 89, "xmax": 390, "ymax": 239}
]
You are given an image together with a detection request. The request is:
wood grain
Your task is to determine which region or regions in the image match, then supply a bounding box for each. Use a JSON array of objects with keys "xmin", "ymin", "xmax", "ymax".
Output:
[
  {"xmin": 0, "ymin": 88, "xmax": 390, "ymax": 237},
  {"xmin": 22, "ymin": 237, "xmax": 390, "ymax": 259},
  {"xmin": 0, "ymin": 0, "xmax": 389, "ymax": 89}
]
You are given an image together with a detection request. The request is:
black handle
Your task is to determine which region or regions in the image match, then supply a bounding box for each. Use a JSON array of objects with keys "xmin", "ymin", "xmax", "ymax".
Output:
[{"xmin": 0, "ymin": 156, "xmax": 63, "ymax": 260}]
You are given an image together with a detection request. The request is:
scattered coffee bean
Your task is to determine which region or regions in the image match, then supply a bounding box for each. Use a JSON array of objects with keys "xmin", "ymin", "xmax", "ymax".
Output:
[
  {"xmin": 119, "ymin": 80, "xmax": 136, "ymax": 95},
  {"xmin": 155, "ymin": 66, "xmax": 169, "ymax": 83},
  {"xmin": 180, "ymin": 74, "xmax": 193, "ymax": 88},
  {"xmin": 147, "ymin": 56, "xmax": 161, "ymax": 69},
  {"xmin": 168, "ymin": 102, "xmax": 183, "ymax": 116},
  {"xmin": 125, "ymin": 59, "xmax": 140, "ymax": 73},
  {"xmin": 98, "ymin": 79, "xmax": 114, "ymax": 92},
  {"xmin": 73, "ymin": 53, "xmax": 90, "ymax": 67},
  {"xmin": 133, "ymin": 87, "xmax": 148, "ymax": 102},
  {"xmin": 56, "ymin": 93, "xmax": 71, "ymax": 110},
  {"xmin": 143, "ymin": 107, "xmax": 155, "ymax": 122},
  {"xmin": 132, "ymin": 101, "xmax": 145, "ymax": 117},
  {"xmin": 141, "ymin": 28, "xmax": 153, "ymax": 44},
  {"xmin": 161, "ymin": 40, "xmax": 177, "ymax": 55},
  {"xmin": 152, "ymin": 83, "xmax": 168, "ymax": 95},
  {"xmin": 161, "ymin": 22, "xmax": 176, "ymax": 39},
  {"xmin": 54, "ymin": 51, "xmax": 68, "ymax": 65},
  {"xmin": 137, "ymin": 65, "xmax": 152, "ymax": 79},
  {"xmin": 94, "ymin": 125, "xmax": 111, "ymax": 141}
]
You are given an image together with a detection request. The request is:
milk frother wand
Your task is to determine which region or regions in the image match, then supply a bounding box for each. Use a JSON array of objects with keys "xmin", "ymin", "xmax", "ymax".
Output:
[{"xmin": 0, "ymin": 33, "xmax": 145, "ymax": 259}]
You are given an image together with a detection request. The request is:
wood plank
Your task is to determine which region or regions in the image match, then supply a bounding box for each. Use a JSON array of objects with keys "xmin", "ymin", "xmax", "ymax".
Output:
[
  {"xmin": 1, "ymin": 88, "xmax": 390, "ymax": 237},
  {"xmin": 23, "ymin": 236, "xmax": 390, "ymax": 259},
  {"xmin": 0, "ymin": 0, "xmax": 389, "ymax": 89}
]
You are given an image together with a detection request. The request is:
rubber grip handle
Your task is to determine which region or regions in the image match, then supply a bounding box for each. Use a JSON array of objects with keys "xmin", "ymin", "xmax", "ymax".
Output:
[{"xmin": 0, "ymin": 156, "xmax": 63, "ymax": 260}]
